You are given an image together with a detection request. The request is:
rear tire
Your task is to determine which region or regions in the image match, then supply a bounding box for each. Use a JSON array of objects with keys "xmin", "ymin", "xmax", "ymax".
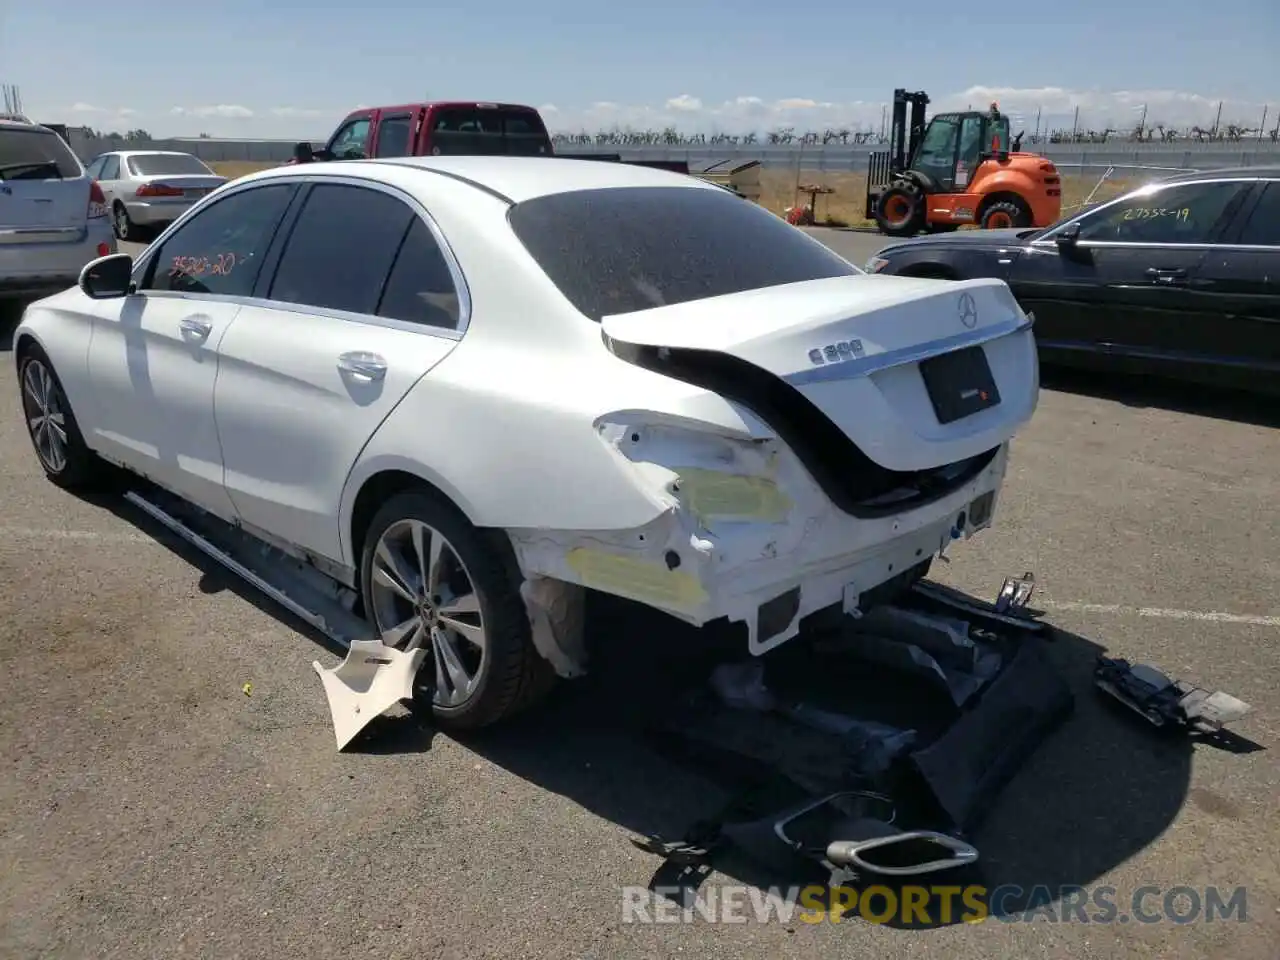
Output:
[
  {"xmin": 875, "ymin": 184, "xmax": 925, "ymax": 238},
  {"xmin": 980, "ymin": 200, "xmax": 1030, "ymax": 230},
  {"xmin": 18, "ymin": 344, "xmax": 111, "ymax": 491},
  {"xmin": 359, "ymin": 489, "xmax": 555, "ymax": 731}
]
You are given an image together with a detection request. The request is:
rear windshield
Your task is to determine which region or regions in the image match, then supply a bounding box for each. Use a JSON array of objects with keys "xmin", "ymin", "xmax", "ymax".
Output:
[
  {"xmin": 508, "ymin": 186, "xmax": 860, "ymax": 320},
  {"xmin": 127, "ymin": 153, "xmax": 213, "ymax": 176},
  {"xmin": 0, "ymin": 126, "xmax": 82, "ymax": 180},
  {"xmin": 428, "ymin": 107, "xmax": 551, "ymax": 156}
]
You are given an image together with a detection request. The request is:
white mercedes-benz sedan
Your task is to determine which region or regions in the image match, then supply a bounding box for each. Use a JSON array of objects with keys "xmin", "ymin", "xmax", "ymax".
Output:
[{"xmin": 13, "ymin": 156, "xmax": 1040, "ymax": 729}]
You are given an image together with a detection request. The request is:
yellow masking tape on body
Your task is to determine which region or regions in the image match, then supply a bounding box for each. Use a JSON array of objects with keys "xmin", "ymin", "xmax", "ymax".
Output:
[
  {"xmin": 676, "ymin": 469, "xmax": 792, "ymax": 523},
  {"xmin": 566, "ymin": 548, "xmax": 708, "ymax": 608}
]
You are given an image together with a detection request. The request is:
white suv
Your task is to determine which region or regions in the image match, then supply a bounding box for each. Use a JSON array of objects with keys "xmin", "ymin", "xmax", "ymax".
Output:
[{"xmin": 1, "ymin": 116, "xmax": 115, "ymax": 302}]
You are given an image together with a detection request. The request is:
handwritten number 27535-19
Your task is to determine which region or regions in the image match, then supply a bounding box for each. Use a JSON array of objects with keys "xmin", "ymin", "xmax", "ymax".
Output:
[{"xmin": 170, "ymin": 253, "xmax": 237, "ymax": 278}]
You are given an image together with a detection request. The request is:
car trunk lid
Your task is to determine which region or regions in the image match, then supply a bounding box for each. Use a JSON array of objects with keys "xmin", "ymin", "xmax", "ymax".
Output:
[{"xmin": 600, "ymin": 274, "xmax": 1038, "ymax": 476}]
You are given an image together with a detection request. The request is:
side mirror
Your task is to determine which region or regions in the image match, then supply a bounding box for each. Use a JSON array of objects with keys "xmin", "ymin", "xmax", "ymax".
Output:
[
  {"xmin": 79, "ymin": 253, "xmax": 135, "ymax": 299},
  {"xmin": 1055, "ymin": 222, "xmax": 1081, "ymax": 248},
  {"xmin": 312, "ymin": 147, "xmax": 335, "ymax": 162}
]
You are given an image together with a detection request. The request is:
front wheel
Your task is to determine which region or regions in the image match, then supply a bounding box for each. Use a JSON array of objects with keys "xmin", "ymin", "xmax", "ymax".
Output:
[
  {"xmin": 875, "ymin": 185, "xmax": 925, "ymax": 238},
  {"xmin": 18, "ymin": 345, "xmax": 111, "ymax": 490},
  {"xmin": 359, "ymin": 490, "xmax": 555, "ymax": 730}
]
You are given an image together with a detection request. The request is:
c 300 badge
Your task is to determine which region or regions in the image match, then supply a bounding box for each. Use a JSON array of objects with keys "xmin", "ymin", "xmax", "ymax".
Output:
[
  {"xmin": 957, "ymin": 291, "xmax": 979, "ymax": 329},
  {"xmin": 808, "ymin": 338, "xmax": 866, "ymax": 366}
]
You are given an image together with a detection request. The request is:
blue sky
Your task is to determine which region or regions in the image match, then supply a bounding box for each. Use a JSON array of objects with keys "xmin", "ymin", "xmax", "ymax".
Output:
[{"xmin": 4, "ymin": 0, "xmax": 1277, "ymax": 138}]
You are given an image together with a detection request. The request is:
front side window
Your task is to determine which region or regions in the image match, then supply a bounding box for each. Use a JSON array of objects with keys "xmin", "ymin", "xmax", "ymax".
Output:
[
  {"xmin": 84, "ymin": 156, "xmax": 107, "ymax": 179},
  {"xmin": 328, "ymin": 118, "xmax": 371, "ymax": 160},
  {"xmin": 100, "ymin": 156, "xmax": 120, "ymax": 180},
  {"xmin": 508, "ymin": 186, "xmax": 859, "ymax": 321},
  {"xmin": 144, "ymin": 183, "xmax": 295, "ymax": 296},
  {"xmin": 268, "ymin": 183, "xmax": 414, "ymax": 315},
  {"xmin": 0, "ymin": 127, "xmax": 82, "ymax": 180},
  {"xmin": 1075, "ymin": 181, "xmax": 1247, "ymax": 244}
]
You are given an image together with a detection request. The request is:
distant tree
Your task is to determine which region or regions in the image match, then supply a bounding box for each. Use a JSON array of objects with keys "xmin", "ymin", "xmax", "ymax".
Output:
[{"xmin": 124, "ymin": 128, "xmax": 152, "ymax": 141}]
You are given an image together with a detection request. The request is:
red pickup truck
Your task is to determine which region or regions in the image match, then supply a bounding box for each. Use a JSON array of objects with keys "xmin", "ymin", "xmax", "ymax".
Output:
[{"xmin": 292, "ymin": 100, "xmax": 691, "ymax": 174}]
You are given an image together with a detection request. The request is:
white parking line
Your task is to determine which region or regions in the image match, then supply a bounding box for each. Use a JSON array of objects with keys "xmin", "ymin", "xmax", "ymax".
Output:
[
  {"xmin": 0, "ymin": 526, "xmax": 158, "ymax": 545},
  {"xmin": 1040, "ymin": 600, "xmax": 1280, "ymax": 629},
  {"xmin": 3, "ymin": 524, "xmax": 1278, "ymax": 628}
]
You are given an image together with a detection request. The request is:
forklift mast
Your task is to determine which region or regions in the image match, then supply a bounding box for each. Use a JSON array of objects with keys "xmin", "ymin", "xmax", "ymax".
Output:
[{"xmin": 890, "ymin": 89, "xmax": 930, "ymax": 174}]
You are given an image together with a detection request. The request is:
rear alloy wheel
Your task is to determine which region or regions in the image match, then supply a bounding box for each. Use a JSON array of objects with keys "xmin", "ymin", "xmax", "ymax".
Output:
[
  {"xmin": 980, "ymin": 200, "xmax": 1030, "ymax": 230},
  {"xmin": 19, "ymin": 346, "xmax": 108, "ymax": 490},
  {"xmin": 360, "ymin": 491, "xmax": 554, "ymax": 730},
  {"xmin": 113, "ymin": 202, "xmax": 137, "ymax": 241},
  {"xmin": 875, "ymin": 185, "xmax": 925, "ymax": 238}
]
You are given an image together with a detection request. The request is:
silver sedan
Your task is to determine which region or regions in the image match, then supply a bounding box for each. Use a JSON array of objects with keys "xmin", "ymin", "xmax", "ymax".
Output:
[{"xmin": 83, "ymin": 150, "xmax": 227, "ymax": 241}]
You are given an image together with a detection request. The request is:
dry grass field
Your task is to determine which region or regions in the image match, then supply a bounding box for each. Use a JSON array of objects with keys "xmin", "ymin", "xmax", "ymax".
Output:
[{"xmin": 208, "ymin": 160, "xmax": 1139, "ymax": 229}]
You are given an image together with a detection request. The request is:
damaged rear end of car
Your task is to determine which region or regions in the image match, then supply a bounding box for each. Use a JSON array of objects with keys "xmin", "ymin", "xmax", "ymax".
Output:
[{"xmin": 501, "ymin": 183, "xmax": 1039, "ymax": 654}]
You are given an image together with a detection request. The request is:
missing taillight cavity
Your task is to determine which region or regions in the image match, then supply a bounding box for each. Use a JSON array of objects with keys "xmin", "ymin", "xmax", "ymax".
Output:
[{"xmin": 607, "ymin": 337, "xmax": 998, "ymax": 518}]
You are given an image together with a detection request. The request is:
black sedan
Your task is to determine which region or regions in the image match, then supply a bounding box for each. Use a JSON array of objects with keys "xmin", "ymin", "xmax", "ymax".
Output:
[{"xmin": 864, "ymin": 166, "xmax": 1280, "ymax": 395}]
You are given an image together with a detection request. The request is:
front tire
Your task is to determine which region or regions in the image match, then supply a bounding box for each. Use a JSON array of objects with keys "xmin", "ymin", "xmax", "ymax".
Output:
[
  {"xmin": 875, "ymin": 184, "xmax": 925, "ymax": 238},
  {"xmin": 18, "ymin": 345, "xmax": 110, "ymax": 491},
  {"xmin": 359, "ymin": 490, "xmax": 554, "ymax": 730}
]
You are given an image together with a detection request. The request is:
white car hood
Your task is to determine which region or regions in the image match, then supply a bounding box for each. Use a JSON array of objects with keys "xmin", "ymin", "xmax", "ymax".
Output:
[{"xmin": 601, "ymin": 274, "xmax": 1038, "ymax": 472}]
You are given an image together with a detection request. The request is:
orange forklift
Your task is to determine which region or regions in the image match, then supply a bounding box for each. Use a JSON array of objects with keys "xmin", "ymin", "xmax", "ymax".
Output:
[{"xmin": 865, "ymin": 89, "xmax": 1062, "ymax": 237}]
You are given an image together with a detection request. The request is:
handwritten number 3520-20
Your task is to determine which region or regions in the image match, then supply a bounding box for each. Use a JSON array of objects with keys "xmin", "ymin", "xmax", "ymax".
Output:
[{"xmin": 170, "ymin": 253, "xmax": 237, "ymax": 278}]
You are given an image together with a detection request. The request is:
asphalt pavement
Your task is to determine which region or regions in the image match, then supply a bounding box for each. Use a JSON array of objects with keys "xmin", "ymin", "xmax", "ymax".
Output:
[{"xmin": 1, "ymin": 233, "xmax": 1277, "ymax": 959}]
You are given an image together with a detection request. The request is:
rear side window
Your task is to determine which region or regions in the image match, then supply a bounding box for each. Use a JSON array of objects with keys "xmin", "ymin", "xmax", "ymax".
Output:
[
  {"xmin": 269, "ymin": 183, "xmax": 414, "ymax": 314},
  {"xmin": 0, "ymin": 126, "xmax": 82, "ymax": 180},
  {"xmin": 127, "ymin": 153, "xmax": 214, "ymax": 177},
  {"xmin": 374, "ymin": 115, "xmax": 413, "ymax": 158},
  {"xmin": 508, "ymin": 186, "xmax": 860, "ymax": 320},
  {"xmin": 376, "ymin": 218, "xmax": 462, "ymax": 328},
  {"xmin": 1236, "ymin": 183, "xmax": 1280, "ymax": 246},
  {"xmin": 146, "ymin": 183, "xmax": 295, "ymax": 296},
  {"xmin": 428, "ymin": 107, "xmax": 550, "ymax": 156}
]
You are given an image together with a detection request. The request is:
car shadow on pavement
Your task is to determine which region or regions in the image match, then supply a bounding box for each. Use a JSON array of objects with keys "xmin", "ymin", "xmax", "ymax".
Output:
[
  {"xmin": 1041, "ymin": 365, "xmax": 1280, "ymax": 430},
  {"xmin": 74, "ymin": 481, "xmax": 1196, "ymax": 928},
  {"xmin": 455, "ymin": 594, "xmax": 1196, "ymax": 928}
]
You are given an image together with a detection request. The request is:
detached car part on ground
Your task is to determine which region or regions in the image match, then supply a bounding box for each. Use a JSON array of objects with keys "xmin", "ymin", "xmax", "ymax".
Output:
[{"xmin": 14, "ymin": 156, "xmax": 1039, "ymax": 730}]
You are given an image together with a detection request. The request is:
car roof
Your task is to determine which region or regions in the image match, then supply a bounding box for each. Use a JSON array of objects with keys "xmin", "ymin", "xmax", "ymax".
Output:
[
  {"xmin": 244, "ymin": 155, "xmax": 721, "ymax": 204},
  {"xmin": 1155, "ymin": 164, "xmax": 1280, "ymax": 184}
]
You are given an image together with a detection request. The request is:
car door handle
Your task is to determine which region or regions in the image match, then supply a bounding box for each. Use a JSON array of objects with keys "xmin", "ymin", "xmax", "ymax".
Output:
[
  {"xmin": 179, "ymin": 316, "xmax": 213, "ymax": 342},
  {"xmin": 1145, "ymin": 267, "xmax": 1188, "ymax": 285},
  {"xmin": 337, "ymin": 351, "xmax": 387, "ymax": 382}
]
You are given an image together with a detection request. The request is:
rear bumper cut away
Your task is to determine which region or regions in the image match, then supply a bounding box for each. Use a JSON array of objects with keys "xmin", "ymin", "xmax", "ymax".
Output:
[{"xmin": 508, "ymin": 443, "xmax": 1009, "ymax": 656}]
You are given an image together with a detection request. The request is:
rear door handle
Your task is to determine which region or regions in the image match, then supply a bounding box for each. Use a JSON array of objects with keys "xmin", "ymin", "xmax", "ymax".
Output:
[
  {"xmin": 337, "ymin": 351, "xmax": 387, "ymax": 382},
  {"xmin": 1145, "ymin": 267, "xmax": 1188, "ymax": 285},
  {"xmin": 179, "ymin": 315, "xmax": 213, "ymax": 342}
]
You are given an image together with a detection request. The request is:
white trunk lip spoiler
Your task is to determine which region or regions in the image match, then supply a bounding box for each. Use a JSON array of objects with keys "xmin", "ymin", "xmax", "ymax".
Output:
[{"xmin": 786, "ymin": 312, "xmax": 1035, "ymax": 387}]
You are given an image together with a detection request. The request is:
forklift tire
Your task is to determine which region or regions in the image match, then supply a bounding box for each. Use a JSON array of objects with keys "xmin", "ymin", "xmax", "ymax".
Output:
[
  {"xmin": 876, "ymin": 186, "xmax": 925, "ymax": 238},
  {"xmin": 980, "ymin": 200, "xmax": 1031, "ymax": 230}
]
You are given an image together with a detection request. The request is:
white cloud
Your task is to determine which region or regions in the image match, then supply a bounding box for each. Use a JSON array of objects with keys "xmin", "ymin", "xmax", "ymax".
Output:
[
  {"xmin": 543, "ymin": 86, "xmax": 1270, "ymax": 135},
  {"xmin": 70, "ymin": 102, "xmax": 102, "ymax": 113},
  {"xmin": 538, "ymin": 103, "xmax": 559, "ymax": 114},
  {"xmin": 171, "ymin": 104, "xmax": 255, "ymax": 119},
  {"xmin": 269, "ymin": 106, "xmax": 327, "ymax": 118},
  {"xmin": 666, "ymin": 94, "xmax": 702, "ymax": 112}
]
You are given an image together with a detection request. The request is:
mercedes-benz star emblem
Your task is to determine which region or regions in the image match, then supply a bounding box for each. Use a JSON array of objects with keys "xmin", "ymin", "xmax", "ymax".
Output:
[{"xmin": 958, "ymin": 291, "xmax": 978, "ymax": 329}]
